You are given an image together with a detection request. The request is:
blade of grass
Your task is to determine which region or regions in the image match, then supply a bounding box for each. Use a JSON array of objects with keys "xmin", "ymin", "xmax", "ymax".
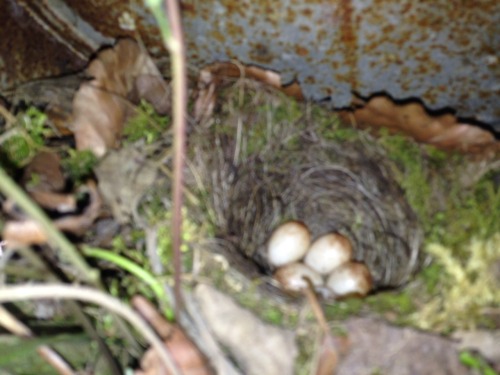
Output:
[{"xmin": 83, "ymin": 246, "xmax": 174, "ymax": 320}]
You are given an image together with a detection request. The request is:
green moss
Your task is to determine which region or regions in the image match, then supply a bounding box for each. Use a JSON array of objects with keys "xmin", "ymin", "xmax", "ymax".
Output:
[
  {"xmin": 413, "ymin": 235, "xmax": 500, "ymax": 331},
  {"xmin": 2, "ymin": 134, "xmax": 34, "ymax": 167},
  {"xmin": 62, "ymin": 149, "xmax": 98, "ymax": 182},
  {"xmin": 269, "ymin": 97, "xmax": 303, "ymax": 124},
  {"xmin": 310, "ymin": 105, "xmax": 358, "ymax": 142},
  {"xmin": 234, "ymin": 286, "xmax": 298, "ymax": 326},
  {"xmin": 323, "ymin": 298, "xmax": 364, "ymax": 320},
  {"xmin": 379, "ymin": 132, "xmax": 433, "ymax": 222},
  {"xmin": 418, "ymin": 262, "xmax": 444, "ymax": 294},
  {"xmin": 123, "ymin": 100, "xmax": 170, "ymax": 143},
  {"xmin": 0, "ymin": 106, "xmax": 55, "ymax": 167},
  {"xmin": 367, "ymin": 290, "xmax": 415, "ymax": 317}
]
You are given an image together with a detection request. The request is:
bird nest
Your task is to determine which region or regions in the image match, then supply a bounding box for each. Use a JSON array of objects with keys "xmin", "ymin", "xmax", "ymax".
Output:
[{"xmin": 187, "ymin": 88, "xmax": 423, "ymax": 289}]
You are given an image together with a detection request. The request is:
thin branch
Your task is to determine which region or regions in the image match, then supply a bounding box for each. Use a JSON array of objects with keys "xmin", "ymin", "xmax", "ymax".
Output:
[
  {"xmin": 37, "ymin": 346, "xmax": 77, "ymax": 375},
  {"xmin": 0, "ymin": 284, "xmax": 182, "ymax": 375}
]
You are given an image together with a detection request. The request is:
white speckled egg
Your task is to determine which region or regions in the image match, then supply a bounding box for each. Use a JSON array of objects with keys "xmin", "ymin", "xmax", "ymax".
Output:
[
  {"xmin": 304, "ymin": 233, "xmax": 353, "ymax": 275},
  {"xmin": 326, "ymin": 262, "xmax": 373, "ymax": 298},
  {"xmin": 267, "ymin": 221, "xmax": 311, "ymax": 267},
  {"xmin": 274, "ymin": 262, "xmax": 323, "ymax": 292}
]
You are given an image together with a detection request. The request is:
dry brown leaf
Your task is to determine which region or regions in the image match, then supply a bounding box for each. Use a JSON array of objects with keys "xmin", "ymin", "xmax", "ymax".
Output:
[
  {"xmin": 194, "ymin": 62, "xmax": 303, "ymax": 122},
  {"xmin": 27, "ymin": 190, "xmax": 76, "ymax": 213},
  {"xmin": 2, "ymin": 219, "xmax": 50, "ymax": 247},
  {"xmin": 2, "ymin": 180, "xmax": 102, "ymax": 247},
  {"xmin": 73, "ymin": 82, "xmax": 132, "ymax": 156},
  {"xmin": 195, "ymin": 284, "xmax": 297, "ymax": 375},
  {"xmin": 340, "ymin": 95, "xmax": 497, "ymax": 152},
  {"xmin": 21, "ymin": 152, "xmax": 77, "ymax": 213},
  {"xmin": 54, "ymin": 179, "xmax": 102, "ymax": 236},
  {"xmin": 22, "ymin": 151, "xmax": 65, "ymax": 192},
  {"xmin": 72, "ymin": 38, "xmax": 169, "ymax": 157},
  {"xmin": 132, "ymin": 296, "xmax": 213, "ymax": 375}
]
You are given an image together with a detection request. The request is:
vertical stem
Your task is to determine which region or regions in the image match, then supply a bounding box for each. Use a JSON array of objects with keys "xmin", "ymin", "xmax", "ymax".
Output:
[{"xmin": 163, "ymin": 0, "xmax": 187, "ymax": 315}]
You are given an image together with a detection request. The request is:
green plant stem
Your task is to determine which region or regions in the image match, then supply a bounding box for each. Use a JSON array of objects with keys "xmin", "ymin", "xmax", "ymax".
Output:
[
  {"xmin": 0, "ymin": 166, "xmax": 97, "ymax": 284},
  {"xmin": 165, "ymin": 0, "xmax": 188, "ymax": 318},
  {"xmin": 0, "ymin": 284, "xmax": 181, "ymax": 375},
  {"xmin": 83, "ymin": 246, "xmax": 174, "ymax": 320},
  {"xmin": 146, "ymin": 0, "xmax": 188, "ymax": 315}
]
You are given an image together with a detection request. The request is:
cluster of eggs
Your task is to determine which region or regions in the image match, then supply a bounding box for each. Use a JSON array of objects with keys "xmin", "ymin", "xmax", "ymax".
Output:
[{"xmin": 267, "ymin": 221, "xmax": 373, "ymax": 299}]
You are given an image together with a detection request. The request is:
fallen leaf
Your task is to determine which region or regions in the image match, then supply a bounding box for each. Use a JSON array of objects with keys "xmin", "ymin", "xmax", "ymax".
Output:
[
  {"xmin": 27, "ymin": 190, "xmax": 76, "ymax": 214},
  {"xmin": 22, "ymin": 151, "xmax": 65, "ymax": 192},
  {"xmin": 132, "ymin": 296, "xmax": 213, "ymax": 375},
  {"xmin": 340, "ymin": 95, "xmax": 498, "ymax": 153},
  {"xmin": 72, "ymin": 38, "xmax": 170, "ymax": 157},
  {"xmin": 2, "ymin": 180, "xmax": 102, "ymax": 247},
  {"xmin": 94, "ymin": 146, "xmax": 157, "ymax": 224},
  {"xmin": 2, "ymin": 219, "xmax": 50, "ymax": 247},
  {"xmin": 194, "ymin": 62, "xmax": 303, "ymax": 123},
  {"xmin": 73, "ymin": 82, "xmax": 132, "ymax": 156},
  {"xmin": 21, "ymin": 151, "xmax": 77, "ymax": 213}
]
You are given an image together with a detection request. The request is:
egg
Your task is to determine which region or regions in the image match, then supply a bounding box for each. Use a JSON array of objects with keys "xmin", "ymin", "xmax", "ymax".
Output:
[
  {"xmin": 326, "ymin": 262, "xmax": 373, "ymax": 298},
  {"xmin": 267, "ymin": 221, "xmax": 311, "ymax": 267},
  {"xmin": 304, "ymin": 233, "xmax": 352, "ymax": 275},
  {"xmin": 274, "ymin": 262, "xmax": 323, "ymax": 293}
]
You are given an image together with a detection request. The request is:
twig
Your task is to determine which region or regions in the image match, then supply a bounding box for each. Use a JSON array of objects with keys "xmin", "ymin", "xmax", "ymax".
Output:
[
  {"xmin": 303, "ymin": 282, "xmax": 330, "ymax": 333},
  {"xmin": 0, "ymin": 305, "xmax": 32, "ymax": 336},
  {"xmin": 37, "ymin": 346, "xmax": 77, "ymax": 375},
  {"xmin": 0, "ymin": 284, "xmax": 182, "ymax": 375}
]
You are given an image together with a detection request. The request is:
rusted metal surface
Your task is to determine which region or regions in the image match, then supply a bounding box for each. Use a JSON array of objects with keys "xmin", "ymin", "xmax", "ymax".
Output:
[
  {"xmin": 1, "ymin": 0, "xmax": 499, "ymax": 128},
  {"xmin": 0, "ymin": 0, "xmax": 88, "ymax": 90}
]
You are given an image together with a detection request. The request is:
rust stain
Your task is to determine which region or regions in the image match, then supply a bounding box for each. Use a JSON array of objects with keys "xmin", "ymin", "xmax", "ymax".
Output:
[
  {"xmin": 286, "ymin": 7, "xmax": 297, "ymax": 23},
  {"xmin": 249, "ymin": 42, "xmax": 274, "ymax": 64},
  {"xmin": 335, "ymin": 0, "xmax": 359, "ymax": 89},
  {"xmin": 295, "ymin": 46, "xmax": 309, "ymax": 57}
]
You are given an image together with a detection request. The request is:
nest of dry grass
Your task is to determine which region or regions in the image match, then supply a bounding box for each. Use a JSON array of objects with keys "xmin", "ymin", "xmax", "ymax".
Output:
[{"xmin": 187, "ymin": 83, "xmax": 423, "ymax": 288}]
